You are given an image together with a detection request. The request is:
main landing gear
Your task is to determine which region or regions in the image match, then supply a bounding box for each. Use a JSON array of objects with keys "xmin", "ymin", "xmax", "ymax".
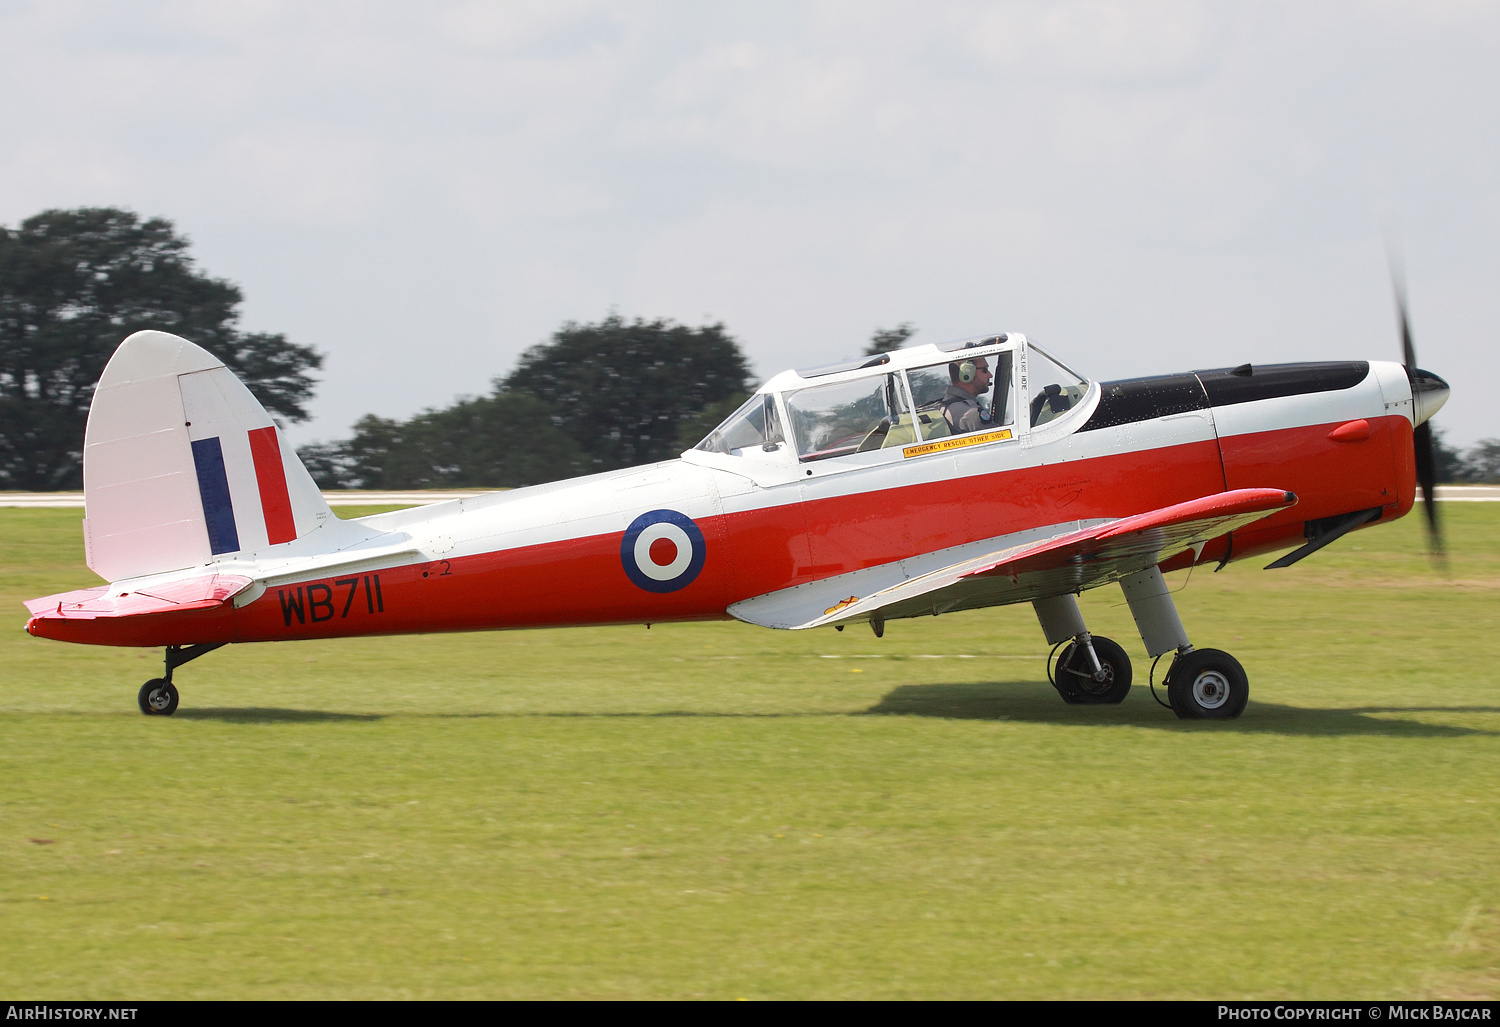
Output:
[
  {"xmin": 1050, "ymin": 633, "xmax": 1132, "ymax": 704},
  {"xmin": 137, "ymin": 643, "xmax": 225, "ymax": 716},
  {"xmin": 1163, "ymin": 648, "xmax": 1248, "ymax": 719},
  {"xmin": 1032, "ymin": 566, "xmax": 1249, "ymax": 720}
]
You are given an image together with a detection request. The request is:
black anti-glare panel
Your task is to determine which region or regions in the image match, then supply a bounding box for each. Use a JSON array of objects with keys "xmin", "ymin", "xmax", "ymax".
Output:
[
  {"xmin": 1195, "ymin": 362, "xmax": 1369, "ymax": 406},
  {"xmin": 1079, "ymin": 361, "xmax": 1372, "ymax": 432},
  {"xmin": 1079, "ymin": 374, "xmax": 1208, "ymax": 432}
]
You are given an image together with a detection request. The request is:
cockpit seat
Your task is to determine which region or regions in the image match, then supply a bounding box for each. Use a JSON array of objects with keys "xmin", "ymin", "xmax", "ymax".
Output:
[
  {"xmin": 881, "ymin": 412, "xmax": 947, "ymax": 448},
  {"xmin": 917, "ymin": 413, "xmax": 950, "ymax": 440},
  {"xmin": 856, "ymin": 420, "xmax": 891, "ymax": 452},
  {"xmin": 877, "ymin": 413, "xmax": 916, "ymax": 449}
]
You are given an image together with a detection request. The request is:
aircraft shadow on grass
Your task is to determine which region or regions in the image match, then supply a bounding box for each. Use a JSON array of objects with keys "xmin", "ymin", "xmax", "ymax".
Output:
[
  {"xmin": 169, "ymin": 705, "xmax": 827, "ymax": 722},
  {"xmin": 165, "ymin": 690, "xmax": 1500, "ymax": 737},
  {"xmin": 175, "ymin": 707, "xmax": 382, "ymax": 724},
  {"xmin": 865, "ymin": 682, "xmax": 1500, "ymax": 738}
]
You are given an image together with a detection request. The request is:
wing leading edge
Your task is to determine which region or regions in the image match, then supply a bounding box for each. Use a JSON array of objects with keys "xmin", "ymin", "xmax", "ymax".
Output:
[{"xmin": 730, "ymin": 488, "xmax": 1298, "ymax": 631}]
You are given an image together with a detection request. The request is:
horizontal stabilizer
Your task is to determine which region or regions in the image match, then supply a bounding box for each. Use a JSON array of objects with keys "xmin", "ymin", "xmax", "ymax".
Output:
[
  {"xmin": 730, "ymin": 488, "xmax": 1297, "ymax": 631},
  {"xmin": 25, "ymin": 573, "xmax": 254, "ymax": 623}
]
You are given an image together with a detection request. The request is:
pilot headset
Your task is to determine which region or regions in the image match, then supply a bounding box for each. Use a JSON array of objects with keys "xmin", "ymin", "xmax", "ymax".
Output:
[{"xmin": 957, "ymin": 359, "xmax": 978, "ymax": 384}]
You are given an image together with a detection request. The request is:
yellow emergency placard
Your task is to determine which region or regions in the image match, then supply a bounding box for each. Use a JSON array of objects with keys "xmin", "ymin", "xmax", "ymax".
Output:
[{"xmin": 903, "ymin": 427, "xmax": 1014, "ymax": 458}]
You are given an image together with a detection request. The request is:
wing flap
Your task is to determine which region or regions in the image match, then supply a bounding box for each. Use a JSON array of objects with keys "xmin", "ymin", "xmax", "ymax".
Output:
[{"xmin": 735, "ymin": 488, "xmax": 1297, "ymax": 631}]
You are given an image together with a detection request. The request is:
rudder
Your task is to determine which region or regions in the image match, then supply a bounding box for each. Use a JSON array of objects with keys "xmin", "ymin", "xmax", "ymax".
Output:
[{"xmin": 83, "ymin": 331, "xmax": 333, "ymax": 581}]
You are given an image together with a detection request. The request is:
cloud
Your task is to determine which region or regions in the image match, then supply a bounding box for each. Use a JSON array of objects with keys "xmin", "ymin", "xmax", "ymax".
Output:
[
  {"xmin": 962, "ymin": 0, "xmax": 1221, "ymax": 84},
  {"xmin": 0, "ymin": 0, "xmax": 1496, "ymax": 446}
]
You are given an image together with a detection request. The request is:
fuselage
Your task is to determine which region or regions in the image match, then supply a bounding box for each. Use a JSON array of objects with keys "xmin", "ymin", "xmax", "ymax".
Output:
[{"xmin": 27, "ymin": 336, "xmax": 1422, "ymax": 648}]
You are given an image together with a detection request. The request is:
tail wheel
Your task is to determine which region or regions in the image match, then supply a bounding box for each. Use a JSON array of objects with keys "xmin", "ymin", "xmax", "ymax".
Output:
[
  {"xmin": 1054, "ymin": 636, "xmax": 1133, "ymax": 705},
  {"xmin": 138, "ymin": 679, "xmax": 179, "ymax": 716},
  {"xmin": 1165, "ymin": 649, "xmax": 1248, "ymax": 720}
]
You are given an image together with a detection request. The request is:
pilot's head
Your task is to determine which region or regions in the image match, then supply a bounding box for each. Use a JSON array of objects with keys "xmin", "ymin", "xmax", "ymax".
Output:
[{"xmin": 949, "ymin": 356, "xmax": 992, "ymax": 396}]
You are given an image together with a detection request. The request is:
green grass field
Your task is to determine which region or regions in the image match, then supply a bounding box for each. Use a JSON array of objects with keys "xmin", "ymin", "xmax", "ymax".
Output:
[{"xmin": 2, "ymin": 503, "xmax": 1497, "ymax": 999}]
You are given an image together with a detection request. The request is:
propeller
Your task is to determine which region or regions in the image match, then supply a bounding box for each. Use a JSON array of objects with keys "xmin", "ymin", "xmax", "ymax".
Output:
[{"xmin": 1390, "ymin": 265, "xmax": 1450, "ymax": 557}]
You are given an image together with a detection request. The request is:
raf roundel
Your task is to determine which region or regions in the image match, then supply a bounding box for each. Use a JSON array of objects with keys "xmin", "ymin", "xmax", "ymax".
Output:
[{"xmin": 621, "ymin": 510, "xmax": 707, "ymax": 593}]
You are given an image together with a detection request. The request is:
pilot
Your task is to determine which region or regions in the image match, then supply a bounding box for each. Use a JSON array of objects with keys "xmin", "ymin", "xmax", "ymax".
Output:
[{"xmin": 939, "ymin": 356, "xmax": 993, "ymax": 435}]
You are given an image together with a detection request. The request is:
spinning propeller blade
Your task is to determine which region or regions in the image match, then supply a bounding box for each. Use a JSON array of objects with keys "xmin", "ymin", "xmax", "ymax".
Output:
[{"xmin": 1390, "ymin": 266, "xmax": 1448, "ymax": 557}]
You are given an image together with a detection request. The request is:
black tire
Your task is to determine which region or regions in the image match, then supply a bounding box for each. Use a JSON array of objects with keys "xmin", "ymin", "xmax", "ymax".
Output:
[
  {"xmin": 1165, "ymin": 649, "xmax": 1248, "ymax": 720},
  {"xmin": 1054, "ymin": 636, "xmax": 1133, "ymax": 704},
  {"xmin": 138, "ymin": 678, "xmax": 179, "ymax": 716}
]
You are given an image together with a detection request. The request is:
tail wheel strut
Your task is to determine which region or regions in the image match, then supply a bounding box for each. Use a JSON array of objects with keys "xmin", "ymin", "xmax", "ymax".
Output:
[{"xmin": 137, "ymin": 642, "xmax": 226, "ymax": 717}]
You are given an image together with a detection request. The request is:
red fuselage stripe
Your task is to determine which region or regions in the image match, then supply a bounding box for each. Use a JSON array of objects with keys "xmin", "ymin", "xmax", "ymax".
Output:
[
  {"xmin": 27, "ymin": 414, "xmax": 1413, "ymax": 648},
  {"xmin": 247, "ymin": 426, "xmax": 297, "ymax": 546}
]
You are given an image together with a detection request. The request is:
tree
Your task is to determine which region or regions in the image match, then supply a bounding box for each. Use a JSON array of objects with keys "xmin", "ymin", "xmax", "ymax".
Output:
[
  {"xmin": 1433, "ymin": 425, "xmax": 1467, "ymax": 484},
  {"xmin": 0, "ymin": 207, "xmax": 322, "ymax": 489},
  {"xmin": 304, "ymin": 314, "xmax": 756, "ymax": 488},
  {"xmin": 501, "ymin": 314, "xmax": 753, "ymax": 471},
  {"xmin": 1462, "ymin": 439, "xmax": 1500, "ymax": 484},
  {"xmin": 299, "ymin": 393, "xmax": 588, "ymax": 489},
  {"xmin": 863, "ymin": 322, "xmax": 916, "ymax": 356},
  {"xmin": 673, "ymin": 391, "xmax": 752, "ymax": 453}
]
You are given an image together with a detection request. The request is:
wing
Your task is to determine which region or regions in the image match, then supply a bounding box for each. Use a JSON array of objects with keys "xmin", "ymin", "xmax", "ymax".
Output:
[{"xmin": 729, "ymin": 488, "xmax": 1297, "ymax": 631}]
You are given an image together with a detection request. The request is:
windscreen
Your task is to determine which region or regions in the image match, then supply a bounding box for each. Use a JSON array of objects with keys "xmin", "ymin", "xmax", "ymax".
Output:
[
  {"xmin": 694, "ymin": 394, "xmax": 785, "ymax": 455},
  {"xmin": 1027, "ymin": 346, "xmax": 1088, "ymax": 427}
]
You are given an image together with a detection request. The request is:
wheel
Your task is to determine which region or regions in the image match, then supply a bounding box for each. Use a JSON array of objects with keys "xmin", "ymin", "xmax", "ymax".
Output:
[
  {"xmin": 1165, "ymin": 649, "xmax": 1248, "ymax": 720},
  {"xmin": 138, "ymin": 678, "xmax": 179, "ymax": 716},
  {"xmin": 1054, "ymin": 636, "xmax": 1133, "ymax": 704}
]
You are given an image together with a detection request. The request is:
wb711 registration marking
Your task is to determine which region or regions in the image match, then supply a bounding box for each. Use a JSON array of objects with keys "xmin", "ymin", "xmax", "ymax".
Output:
[{"xmin": 278, "ymin": 574, "xmax": 385, "ymax": 626}]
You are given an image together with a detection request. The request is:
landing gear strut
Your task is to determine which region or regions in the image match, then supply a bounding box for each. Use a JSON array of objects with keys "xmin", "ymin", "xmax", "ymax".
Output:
[
  {"xmin": 1119, "ymin": 565, "xmax": 1248, "ymax": 719},
  {"xmin": 1034, "ymin": 595, "xmax": 1133, "ymax": 704},
  {"xmin": 1032, "ymin": 566, "xmax": 1249, "ymax": 719},
  {"xmin": 136, "ymin": 643, "xmax": 225, "ymax": 716}
]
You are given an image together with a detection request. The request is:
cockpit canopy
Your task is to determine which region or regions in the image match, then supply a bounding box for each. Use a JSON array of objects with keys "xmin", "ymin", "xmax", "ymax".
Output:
[{"xmin": 693, "ymin": 333, "xmax": 1090, "ymax": 464}]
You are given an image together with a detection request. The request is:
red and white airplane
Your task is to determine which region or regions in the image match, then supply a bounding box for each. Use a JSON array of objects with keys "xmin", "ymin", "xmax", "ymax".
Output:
[{"xmin": 24, "ymin": 319, "xmax": 1449, "ymax": 720}]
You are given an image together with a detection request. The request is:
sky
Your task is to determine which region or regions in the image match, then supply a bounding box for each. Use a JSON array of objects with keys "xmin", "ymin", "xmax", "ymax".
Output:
[{"xmin": 2, "ymin": 0, "xmax": 1496, "ymax": 449}]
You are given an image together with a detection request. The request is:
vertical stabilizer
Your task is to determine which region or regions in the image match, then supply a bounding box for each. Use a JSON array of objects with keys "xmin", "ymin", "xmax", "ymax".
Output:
[{"xmin": 83, "ymin": 331, "xmax": 333, "ymax": 581}]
